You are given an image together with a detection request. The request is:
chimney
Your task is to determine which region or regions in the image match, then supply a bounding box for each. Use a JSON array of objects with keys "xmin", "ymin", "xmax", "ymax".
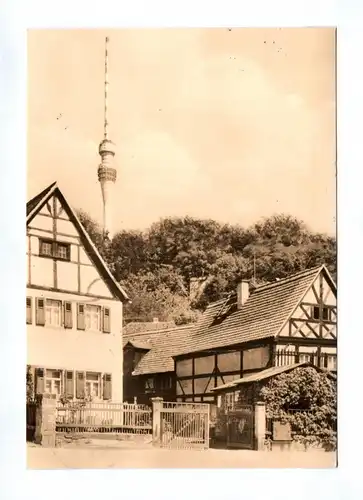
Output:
[
  {"xmin": 189, "ymin": 277, "xmax": 205, "ymax": 301},
  {"xmin": 236, "ymin": 280, "xmax": 250, "ymax": 309}
]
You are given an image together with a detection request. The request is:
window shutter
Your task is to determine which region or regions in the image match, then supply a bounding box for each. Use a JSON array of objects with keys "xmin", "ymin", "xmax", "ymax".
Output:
[
  {"xmin": 35, "ymin": 298, "xmax": 45, "ymax": 326},
  {"xmin": 76, "ymin": 371, "xmax": 85, "ymax": 399},
  {"xmin": 35, "ymin": 368, "xmax": 44, "ymax": 394},
  {"xmin": 77, "ymin": 304, "xmax": 85, "ymax": 330},
  {"xmin": 26, "ymin": 297, "xmax": 32, "ymax": 324},
  {"xmin": 102, "ymin": 307, "xmax": 111, "ymax": 333},
  {"xmin": 102, "ymin": 373, "xmax": 112, "ymax": 400},
  {"xmin": 66, "ymin": 371, "xmax": 74, "ymax": 398},
  {"xmin": 64, "ymin": 302, "xmax": 73, "ymax": 329}
]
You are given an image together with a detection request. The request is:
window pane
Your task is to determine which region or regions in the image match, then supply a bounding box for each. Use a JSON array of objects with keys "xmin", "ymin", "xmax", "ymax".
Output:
[
  {"xmin": 45, "ymin": 300, "xmax": 61, "ymax": 326},
  {"xmin": 86, "ymin": 372, "xmax": 99, "ymax": 381},
  {"xmin": 40, "ymin": 241, "xmax": 52, "ymax": 256},
  {"xmin": 85, "ymin": 305, "xmax": 101, "ymax": 330},
  {"xmin": 56, "ymin": 244, "xmax": 69, "ymax": 259},
  {"xmin": 45, "ymin": 381, "xmax": 52, "ymax": 393},
  {"xmin": 312, "ymin": 307, "xmax": 320, "ymax": 320}
]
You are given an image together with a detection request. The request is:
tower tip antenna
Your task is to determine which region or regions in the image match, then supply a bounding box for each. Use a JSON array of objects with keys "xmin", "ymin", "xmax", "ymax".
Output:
[{"xmin": 104, "ymin": 36, "xmax": 109, "ymax": 140}]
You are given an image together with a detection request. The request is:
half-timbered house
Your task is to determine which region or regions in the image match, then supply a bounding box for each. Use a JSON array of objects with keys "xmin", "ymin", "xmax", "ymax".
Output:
[
  {"xmin": 27, "ymin": 182, "xmax": 129, "ymax": 401},
  {"xmin": 173, "ymin": 266, "xmax": 337, "ymax": 404},
  {"xmin": 123, "ymin": 325, "xmax": 193, "ymax": 404}
]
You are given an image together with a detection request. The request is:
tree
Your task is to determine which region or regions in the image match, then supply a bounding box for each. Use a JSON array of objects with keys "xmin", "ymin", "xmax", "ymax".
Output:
[
  {"xmin": 76, "ymin": 209, "xmax": 336, "ymax": 313},
  {"xmin": 121, "ymin": 271, "xmax": 199, "ymax": 325},
  {"xmin": 111, "ymin": 230, "xmax": 150, "ymax": 281}
]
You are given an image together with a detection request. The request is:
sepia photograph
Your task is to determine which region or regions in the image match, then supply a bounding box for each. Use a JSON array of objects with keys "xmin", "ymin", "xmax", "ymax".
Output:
[{"xmin": 26, "ymin": 27, "xmax": 337, "ymax": 469}]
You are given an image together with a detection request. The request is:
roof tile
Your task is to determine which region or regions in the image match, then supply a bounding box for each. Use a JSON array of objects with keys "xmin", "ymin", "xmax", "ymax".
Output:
[{"xmin": 176, "ymin": 267, "xmax": 327, "ymax": 355}]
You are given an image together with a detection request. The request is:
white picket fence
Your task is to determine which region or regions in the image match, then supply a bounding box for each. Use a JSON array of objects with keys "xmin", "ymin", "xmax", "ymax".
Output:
[{"xmin": 56, "ymin": 402, "xmax": 152, "ymax": 434}]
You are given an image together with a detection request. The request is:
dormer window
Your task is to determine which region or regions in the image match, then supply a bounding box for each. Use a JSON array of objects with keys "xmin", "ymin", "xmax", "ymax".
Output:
[{"xmin": 39, "ymin": 238, "xmax": 70, "ymax": 261}]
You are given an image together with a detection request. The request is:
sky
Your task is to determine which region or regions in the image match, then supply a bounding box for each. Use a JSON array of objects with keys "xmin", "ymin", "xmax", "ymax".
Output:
[{"xmin": 28, "ymin": 28, "xmax": 336, "ymax": 235}]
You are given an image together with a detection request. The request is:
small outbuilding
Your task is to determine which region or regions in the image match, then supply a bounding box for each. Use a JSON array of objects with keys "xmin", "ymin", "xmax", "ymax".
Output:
[{"xmin": 210, "ymin": 362, "xmax": 337, "ymax": 450}]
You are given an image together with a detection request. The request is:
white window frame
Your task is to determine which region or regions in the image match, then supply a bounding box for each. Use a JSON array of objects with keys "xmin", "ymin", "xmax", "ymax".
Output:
[
  {"xmin": 85, "ymin": 372, "xmax": 101, "ymax": 399},
  {"xmin": 44, "ymin": 368, "xmax": 62, "ymax": 397},
  {"xmin": 45, "ymin": 299, "xmax": 62, "ymax": 327},
  {"xmin": 84, "ymin": 305, "xmax": 102, "ymax": 332}
]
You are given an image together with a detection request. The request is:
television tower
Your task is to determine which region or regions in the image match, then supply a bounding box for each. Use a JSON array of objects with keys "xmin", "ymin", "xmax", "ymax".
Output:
[{"xmin": 98, "ymin": 36, "xmax": 117, "ymax": 239}]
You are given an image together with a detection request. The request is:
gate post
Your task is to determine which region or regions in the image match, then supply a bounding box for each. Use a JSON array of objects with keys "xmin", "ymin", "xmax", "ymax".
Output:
[
  {"xmin": 254, "ymin": 401, "xmax": 266, "ymax": 451},
  {"xmin": 151, "ymin": 397, "xmax": 163, "ymax": 447},
  {"xmin": 34, "ymin": 393, "xmax": 57, "ymax": 447}
]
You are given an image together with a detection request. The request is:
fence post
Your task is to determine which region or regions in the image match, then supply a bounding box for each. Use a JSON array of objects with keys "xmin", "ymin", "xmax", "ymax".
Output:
[
  {"xmin": 34, "ymin": 393, "xmax": 57, "ymax": 447},
  {"xmin": 151, "ymin": 397, "xmax": 163, "ymax": 447},
  {"xmin": 254, "ymin": 401, "xmax": 266, "ymax": 451}
]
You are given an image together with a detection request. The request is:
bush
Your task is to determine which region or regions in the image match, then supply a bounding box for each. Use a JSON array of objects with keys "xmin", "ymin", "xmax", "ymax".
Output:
[{"xmin": 259, "ymin": 367, "xmax": 337, "ymax": 450}]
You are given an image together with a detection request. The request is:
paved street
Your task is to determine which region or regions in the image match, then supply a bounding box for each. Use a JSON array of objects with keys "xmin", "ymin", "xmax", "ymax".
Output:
[{"xmin": 27, "ymin": 444, "xmax": 336, "ymax": 469}]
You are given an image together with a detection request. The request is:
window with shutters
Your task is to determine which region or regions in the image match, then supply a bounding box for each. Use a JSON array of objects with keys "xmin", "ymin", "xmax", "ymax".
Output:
[
  {"xmin": 44, "ymin": 369, "xmax": 62, "ymax": 396},
  {"xmin": 85, "ymin": 305, "xmax": 101, "ymax": 331},
  {"xmin": 45, "ymin": 299, "xmax": 62, "ymax": 327},
  {"xmin": 85, "ymin": 372, "xmax": 100, "ymax": 398},
  {"xmin": 39, "ymin": 238, "xmax": 70, "ymax": 261},
  {"xmin": 26, "ymin": 297, "xmax": 32, "ymax": 324}
]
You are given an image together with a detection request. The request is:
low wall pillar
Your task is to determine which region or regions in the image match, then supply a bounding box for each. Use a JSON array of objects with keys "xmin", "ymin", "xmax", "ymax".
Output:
[
  {"xmin": 254, "ymin": 401, "xmax": 266, "ymax": 451},
  {"xmin": 34, "ymin": 393, "xmax": 57, "ymax": 447},
  {"xmin": 151, "ymin": 397, "xmax": 163, "ymax": 447}
]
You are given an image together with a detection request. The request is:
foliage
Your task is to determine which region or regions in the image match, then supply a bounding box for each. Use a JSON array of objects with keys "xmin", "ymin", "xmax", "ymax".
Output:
[
  {"xmin": 259, "ymin": 367, "xmax": 337, "ymax": 450},
  {"xmin": 77, "ymin": 210, "xmax": 336, "ymax": 319},
  {"xmin": 121, "ymin": 271, "xmax": 200, "ymax": 325}
]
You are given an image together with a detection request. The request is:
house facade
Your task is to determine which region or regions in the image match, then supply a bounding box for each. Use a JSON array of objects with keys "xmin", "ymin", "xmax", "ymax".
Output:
[
  {"xmin": 123, "ymin": 325, "xmax": 193, "ymax": 404},
  {"xmin": 26, "ymin": 182, "xmax": 129, "ymax": 402},
  {"xmin": 173, "ymin": 266, "xmax": 337, "ymax": 404}
]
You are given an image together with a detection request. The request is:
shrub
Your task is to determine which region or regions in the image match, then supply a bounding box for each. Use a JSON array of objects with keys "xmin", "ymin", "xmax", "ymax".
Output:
[{"xmin": 259, "ymin": 367, "xmax": 337, "ymax": 450}]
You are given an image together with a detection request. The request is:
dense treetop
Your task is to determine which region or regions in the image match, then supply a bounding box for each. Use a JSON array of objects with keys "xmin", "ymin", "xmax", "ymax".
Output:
[{"xmin": 77, "ymin": 210, "xmax": 336, "ymax": 324}]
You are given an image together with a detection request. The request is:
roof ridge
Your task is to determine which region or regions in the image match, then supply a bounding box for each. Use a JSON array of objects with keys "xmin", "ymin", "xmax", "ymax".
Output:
[
  {"xmin": 254, "ymin": 266, "xmax": 322, "ymax": 292},
  {"xmin": 124, "ymin": 324, "xmax": 194, "ymax": 337}
]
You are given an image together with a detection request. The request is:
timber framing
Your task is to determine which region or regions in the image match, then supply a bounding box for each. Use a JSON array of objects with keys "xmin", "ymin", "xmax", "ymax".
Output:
[
  {"xmin": 26, "ymin": 182, "xmax": 129, "ymax": 303},
  {"xmin": 173, "ymin": 265, "xmax": 337, "ymax": 403}
]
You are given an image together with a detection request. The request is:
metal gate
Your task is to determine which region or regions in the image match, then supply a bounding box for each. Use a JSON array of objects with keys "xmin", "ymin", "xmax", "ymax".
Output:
[
  {"xmin": 226, "ymin": 405, "xmax": 254, "ymax": 449},
  {"xmin": 160, "ymin": 402, "xmax": 210, "ymax": 450}
]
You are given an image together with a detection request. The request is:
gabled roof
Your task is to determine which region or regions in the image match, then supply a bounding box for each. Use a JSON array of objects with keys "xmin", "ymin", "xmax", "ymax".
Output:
[
  {"xmin": 212, "ymin": 362, "xmax": 336, "ymax": 392},
  {"xmin": 124, "ymin": 325, "xmax": 194, "ymax": 375},
  {"xmin": 26, "ymin": 182, "xmax": 130, "ymax": 303},
  {"xmin": 175, "ymin": 266, "xmax": 336, "ymax": 356}
]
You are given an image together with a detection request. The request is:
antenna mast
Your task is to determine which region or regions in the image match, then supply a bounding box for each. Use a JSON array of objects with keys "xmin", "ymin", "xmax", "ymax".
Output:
[{"xmin": 104, "ymin": 36, "xmax": 109, "ymax": 140}]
